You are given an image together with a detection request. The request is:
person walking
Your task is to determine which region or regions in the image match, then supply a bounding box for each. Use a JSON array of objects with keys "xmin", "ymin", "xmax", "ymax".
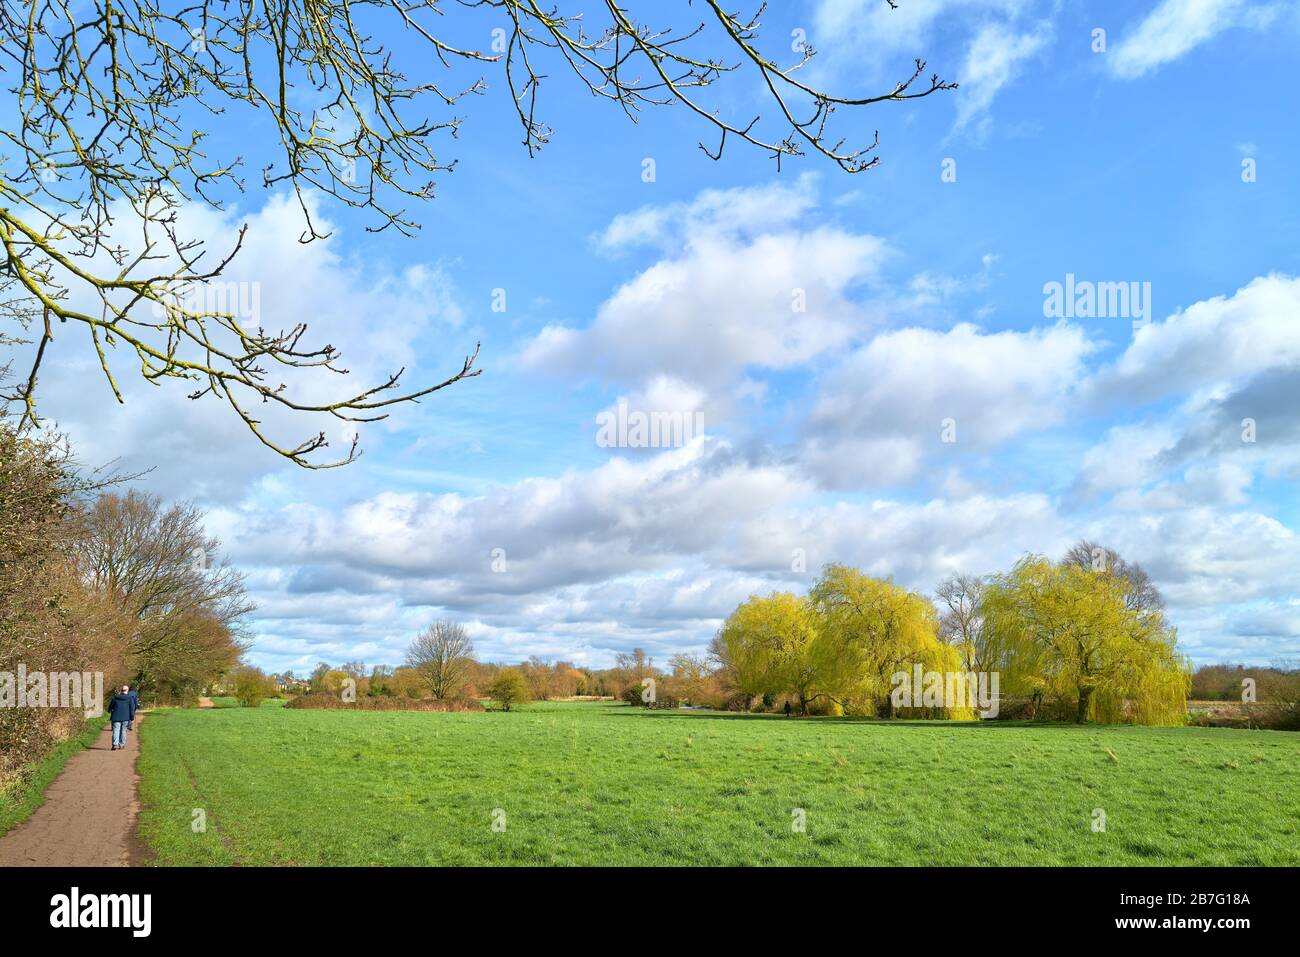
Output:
[
  {"xmin": 126, "ymin": 685, "xmax": 140, "ymax": 731},
  {"xmin": 109, "ymin": 686, "xmax": 133, "ymax": 751}
]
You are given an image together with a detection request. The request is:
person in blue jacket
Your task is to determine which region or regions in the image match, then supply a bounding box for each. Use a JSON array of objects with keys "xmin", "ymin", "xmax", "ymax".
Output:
[
  {"xmin": 126, "ymin": 685, "xmax": 140, "ymax": 730},
  {"xmin": 109, "ymin": 686, "xmax": 133, "ymax": 751}
]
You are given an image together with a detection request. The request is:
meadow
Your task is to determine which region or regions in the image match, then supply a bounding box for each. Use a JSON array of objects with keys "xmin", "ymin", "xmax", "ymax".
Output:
[{"xmin": 136, "ymin": 701, "xmax": 1300, "ymax": 866}]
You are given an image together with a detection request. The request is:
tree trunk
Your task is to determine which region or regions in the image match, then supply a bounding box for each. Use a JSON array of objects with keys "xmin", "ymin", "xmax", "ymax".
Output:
[{"xmin": 1076, "ymin": 686, "xmax": 1093, "ymax": 723}]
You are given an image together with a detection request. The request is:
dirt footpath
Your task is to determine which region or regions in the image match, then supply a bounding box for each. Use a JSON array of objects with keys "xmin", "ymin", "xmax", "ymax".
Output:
[{"xmin": 0, "ymin": 714, "xmax": 145, "ymax": 867}]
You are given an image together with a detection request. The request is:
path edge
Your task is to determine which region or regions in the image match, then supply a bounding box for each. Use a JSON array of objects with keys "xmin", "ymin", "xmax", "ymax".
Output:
[
  {"xmin": 130, "ymin": 711, "xmax": 156, "ymax": 867},
  {"xmin": 0, "ymin": 715, "xmax": 109, "ymax": 839}
]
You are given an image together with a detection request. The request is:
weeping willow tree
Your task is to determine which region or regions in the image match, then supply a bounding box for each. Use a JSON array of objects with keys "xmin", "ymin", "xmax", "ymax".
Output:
[
  {"xmin": 718, "ymin": 591, "xmax": 825, "ymax": 715},
  {"xmin": 720, "ymin": 567, "xmax": 976, "ymax": 718},
  {"xmin": 810, "ymin": 564, "xmax": 970, "ymax": 718},
  {"xmin": 982, "ymin": 555, "xmax": 1189, "ymax": 725}
]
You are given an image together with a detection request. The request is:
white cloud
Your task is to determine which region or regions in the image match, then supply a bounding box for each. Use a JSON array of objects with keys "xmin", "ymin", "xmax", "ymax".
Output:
[
  {"xmin": 802, "ymin": 321, "xmax": 1094, "ymax": 488},
  {"xmin": 1106, "ymin": 461, "xmax": 1255, "ymax": 512},
  {"xmin": 226, "ymin": 441, "xmax": 1089, "ymax": 667},
  {"xmin": 1070, "ymin": 276, "xmax": 1300, "ymax": 509},
  {"xmin": 1091, "ymin": 274, "xmax": 1300, "ymax": 403},
  {"xmin": 595, "ymin": 175, "xmax": 820, "ymax": 252},
  {"xmin": 1108, "ymin": 0, "xmax": 1282, "ymax": 80},
  {"xmin": 521, "ymin": 179, "xmax": 889, "ymax": 394},
  {"xmin": 954, "ymin": 20, "xmax": 1053, "ymax": 132},
  {"xmin": 1092, "ymin": 506, "xmax": 1300, "ymax": 608},
  {"xmin": 223, "ymin": 439, "xmax": 812, "ymax": 596},
  {"xmin": 217, "ymin": 406, "xmax": 1300, "ymax": 670},
  {"xmin": 1073, "ymin": 421, "xmax": 1181, "ymax": 500}
]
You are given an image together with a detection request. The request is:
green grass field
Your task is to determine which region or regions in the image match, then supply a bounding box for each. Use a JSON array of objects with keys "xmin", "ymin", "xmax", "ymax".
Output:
[{"xmin": 136, "ymin": 701, "xmax": 1300, "ymax": 866}]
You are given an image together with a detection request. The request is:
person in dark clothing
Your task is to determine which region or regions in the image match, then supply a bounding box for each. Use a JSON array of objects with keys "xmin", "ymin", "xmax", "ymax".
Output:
[
  {"xmin": 784, "ymin": 701, "xmax": 792, "ymax": 717},
  {"xmin": 126, "ymin": 686, "xmax": 140, "ymax": 730},
  {"xmin": 109, "ymin": 686, "xmax": 133, "ymax": 750}
]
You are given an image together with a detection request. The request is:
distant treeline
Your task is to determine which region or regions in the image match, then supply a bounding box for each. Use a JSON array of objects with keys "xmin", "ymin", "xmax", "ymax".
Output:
[
  {"xmin": 1191, "ymin": 663, "xmax": 1299, "ymax": 702},
  {"xmin": 275, "ymin": 558, "xmax": 1299, "ymax": 730},
  {"xmin": 267, "ymin": 649, "xmax": 670, "ymax": 707}
]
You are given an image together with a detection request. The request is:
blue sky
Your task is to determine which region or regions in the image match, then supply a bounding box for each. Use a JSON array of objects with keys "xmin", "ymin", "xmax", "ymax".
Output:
[{"xmin": 21, "ymin": 0, "xmax": 1300, "ymax": 671}]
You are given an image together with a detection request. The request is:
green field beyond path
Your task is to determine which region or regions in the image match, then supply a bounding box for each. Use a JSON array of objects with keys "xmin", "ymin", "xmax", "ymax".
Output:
[{"xmin": 137, "ymin": 701, "xmax": 1300, "ymax": 866}]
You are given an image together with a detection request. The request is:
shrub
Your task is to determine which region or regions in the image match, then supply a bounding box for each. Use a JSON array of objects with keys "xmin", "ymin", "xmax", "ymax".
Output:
[
  {"xmin": 1255, "ymin": 670, "xmax": 1300, "ymax": 730},
  {"xmin": 231, "ymin": 665, "xmax": 277, "ymax": 708},
  {"xmin": 488, "ymin": 669, "xmax": 531, "ymax": 712},
  {"xmin": 622, "ymin": 681, "xmax": 673, "ymax": 707},
  {"xmin": 649, "ymin": 690, "xmax": 682, "ymax": 709},
  {"xmin": 1261, "ymin": 702, "xmax": 1300, "ymax": 731}
]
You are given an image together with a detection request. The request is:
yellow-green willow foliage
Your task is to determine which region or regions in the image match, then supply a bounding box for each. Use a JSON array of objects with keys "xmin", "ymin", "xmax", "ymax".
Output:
[
  {"xmin": 982, "ymin": 555, "xmax": 1189, "ymax": 725},
  {"xmin": 810, "ymin": 564, "xmax": 971, "ymax": 718},
  {"xmin": 719, "ymin": 566, "xmax": 971, "ymax": 718},
  {"xmin": 719, "ymin": 592, "xmax": 826, "ymax": 714}
]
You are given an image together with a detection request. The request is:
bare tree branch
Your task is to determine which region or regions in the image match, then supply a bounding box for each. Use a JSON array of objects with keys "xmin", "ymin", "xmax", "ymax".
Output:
[{"xmin": 0, "ymin": 0, "xmax": 950, "ymax": 465}]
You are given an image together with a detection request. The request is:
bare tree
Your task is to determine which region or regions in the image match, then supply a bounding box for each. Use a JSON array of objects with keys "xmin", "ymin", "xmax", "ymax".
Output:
[
  {"xmin": 73, "ymin": 490, "xmax": 252, "ymax": 693},
  {"xmin": 0, "ymin": 0, "xmax": 952, "ymax": 466},
  {"xmin": 406, "ymin": 620, "xmax": 475, "ymax": 699},
  {"xmin": 935, "ymin": 573, "xmax": 989, "ymax": 672},
  {"xmin": 1061, "ymin": 540, "xmax": 1165, "ymax": 614}
]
